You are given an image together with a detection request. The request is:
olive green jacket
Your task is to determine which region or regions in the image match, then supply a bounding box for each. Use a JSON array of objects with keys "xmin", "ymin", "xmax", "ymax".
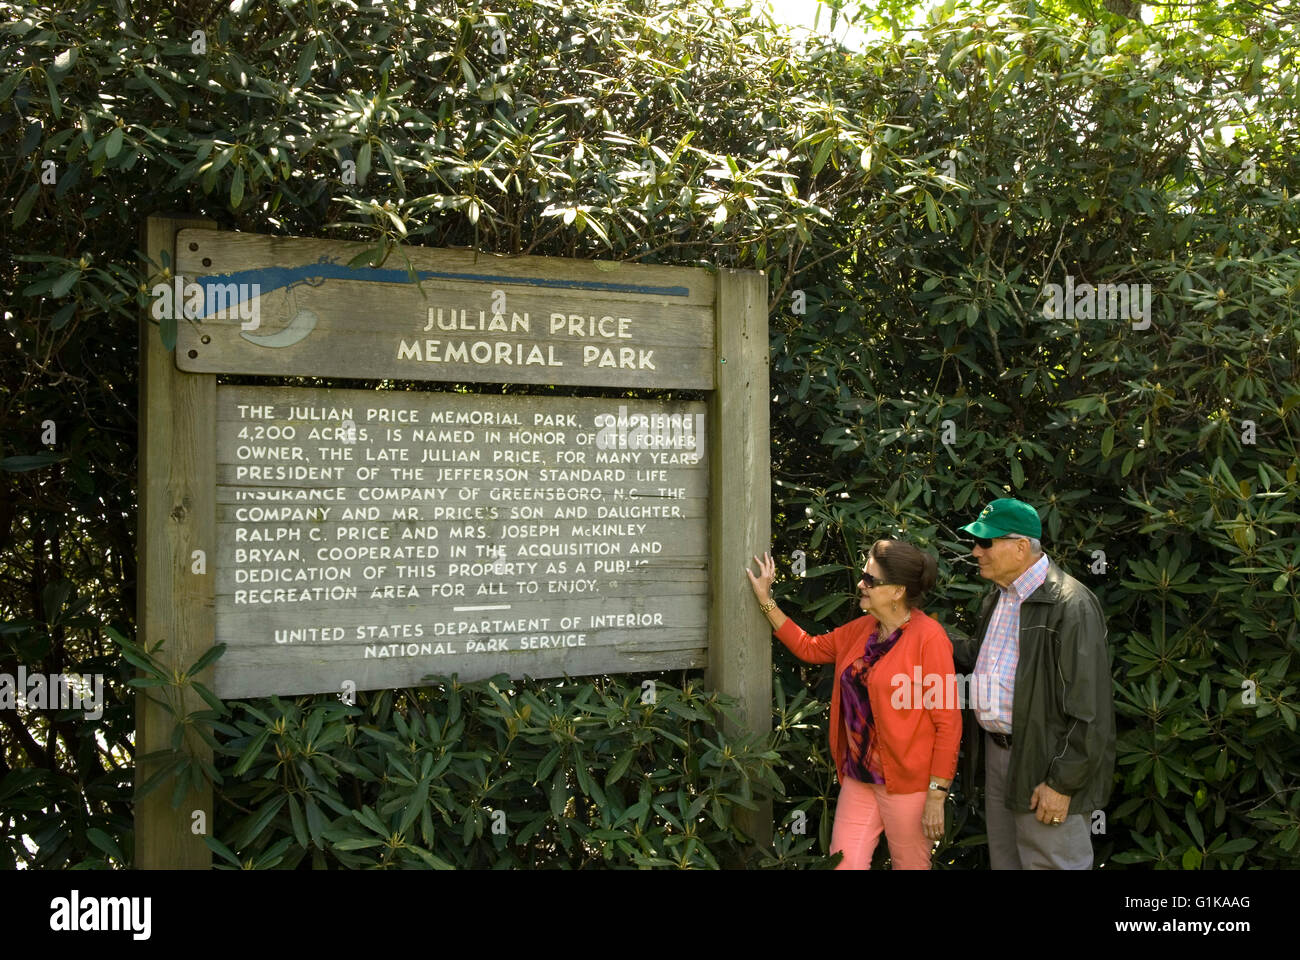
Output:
[{"xmin": 950, "ymin": 558, "xmax": 1116, "ymax": 815}]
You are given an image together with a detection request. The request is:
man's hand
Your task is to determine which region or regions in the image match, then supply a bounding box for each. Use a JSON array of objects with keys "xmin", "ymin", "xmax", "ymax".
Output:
[{"xmin": 1029, "ymin": 782, "xmax": 1071, "ymax": 825}]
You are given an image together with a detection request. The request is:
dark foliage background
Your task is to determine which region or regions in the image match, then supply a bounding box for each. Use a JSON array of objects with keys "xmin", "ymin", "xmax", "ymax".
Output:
[{"xmin": 1, "ymin": 0, "xmax": 1296, "ymax": 867}]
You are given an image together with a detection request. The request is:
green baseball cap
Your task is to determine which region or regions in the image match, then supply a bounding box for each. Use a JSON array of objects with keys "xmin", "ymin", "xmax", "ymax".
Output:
[{"xmin": 960, "ymin": 498, "xmax": 1042, "ymax": 539}]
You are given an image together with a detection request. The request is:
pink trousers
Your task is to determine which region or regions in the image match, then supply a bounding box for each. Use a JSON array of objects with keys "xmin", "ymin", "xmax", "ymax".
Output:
[{"xmin": 830, "ymin": 776, "xmax": 932, "ymax": 870}]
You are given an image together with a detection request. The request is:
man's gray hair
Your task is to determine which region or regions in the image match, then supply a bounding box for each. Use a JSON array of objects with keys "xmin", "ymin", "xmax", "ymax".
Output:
[{"xmin": 1007, "ymin": 533, "xmax": 1043, "ymax": 555}]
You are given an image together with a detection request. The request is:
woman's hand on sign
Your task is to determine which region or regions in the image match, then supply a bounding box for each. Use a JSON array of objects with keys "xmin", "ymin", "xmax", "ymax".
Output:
[{"xmin": 745, "ymin": 552, "xmax": 776, "ymax": 603}]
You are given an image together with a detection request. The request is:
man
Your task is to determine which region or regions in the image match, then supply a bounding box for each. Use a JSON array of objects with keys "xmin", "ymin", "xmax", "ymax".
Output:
[{"xmin": 951, "ymin": 497, "xmax": 1115, "ymax": 869}]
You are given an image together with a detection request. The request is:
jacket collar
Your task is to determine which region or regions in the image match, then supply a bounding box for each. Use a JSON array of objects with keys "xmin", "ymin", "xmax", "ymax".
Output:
[
  {"xmin": 1021, "ymin": 557, "xmax": 1064, "ymax": 603},
  {"xmin": 979, "ymin": 556, "xmax": 1063, "ymax": 613}
]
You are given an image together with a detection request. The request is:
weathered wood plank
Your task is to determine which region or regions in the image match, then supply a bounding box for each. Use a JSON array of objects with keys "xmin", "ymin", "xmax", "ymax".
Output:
[
  {"xmin": 172, "ymin": 230, "xmax": 715, "ymax": 388},
  {"xmin": 219, "ymin": 647, "xmax": 709, "ymax": 698},
  {"xmin": 175, "ymin": 230, "xmax": 718, "ymax": 304},
  {"xmin": 706, "ymin": 268, "xmax": 772, "ymax": 855},
  {"xmin": 136, "ymin": 215, "xmax": 216, "ymax": 870}
]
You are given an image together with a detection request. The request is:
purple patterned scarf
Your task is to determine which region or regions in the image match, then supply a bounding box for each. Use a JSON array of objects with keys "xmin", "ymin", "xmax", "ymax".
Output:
[{"xmin": 839, "ymin": 622, "xmax": 905, "ymax": 783}]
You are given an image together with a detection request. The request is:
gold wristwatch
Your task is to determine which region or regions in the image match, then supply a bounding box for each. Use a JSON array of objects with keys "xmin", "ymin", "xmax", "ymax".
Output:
[{"xmin": 759, "ymin": 599, "xmax": 777, "ymax": 613}]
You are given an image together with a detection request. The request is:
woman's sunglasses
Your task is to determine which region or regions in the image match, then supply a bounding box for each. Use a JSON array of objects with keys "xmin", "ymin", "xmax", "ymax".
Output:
[{"xmin": 859, "ymin": 569, "xmax": 897, "ymax": 588}]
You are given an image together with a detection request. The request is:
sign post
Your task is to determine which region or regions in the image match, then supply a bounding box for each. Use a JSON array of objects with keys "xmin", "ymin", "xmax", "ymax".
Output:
[
  {"xmin": 706, "ymin": 269, "xmax": 773, "ymax": 855},
  {"xmin": 136, "ymin": 218, "xmax": 770, "ymax": 865},
  {"xmin": 136, "ymin": 215, "xmax": 216, "ymax": 869}
]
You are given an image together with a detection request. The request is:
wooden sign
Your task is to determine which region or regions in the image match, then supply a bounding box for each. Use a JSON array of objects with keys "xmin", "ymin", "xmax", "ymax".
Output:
[
  {"xmin": 137, "ymin": 219, "xmax": 771, "ymax": 866},
  {"xmin": 172, "ymin": 230, "xmax": 715, "ymax": 389},
  {"xmin": 214, "ymin": 385, "xmax": 709, "ymax": 697}
]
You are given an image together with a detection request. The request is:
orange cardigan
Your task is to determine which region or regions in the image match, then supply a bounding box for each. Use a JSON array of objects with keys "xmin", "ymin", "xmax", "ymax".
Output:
[{"xmin": 775, "ymin": 608, "xmax": 961, "ymax": 792}]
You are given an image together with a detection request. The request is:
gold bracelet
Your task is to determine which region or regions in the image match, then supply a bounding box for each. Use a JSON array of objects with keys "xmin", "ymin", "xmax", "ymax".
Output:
[{"xmin": 759, "ymin": 600, "xmax": 777, "ymax": 614}]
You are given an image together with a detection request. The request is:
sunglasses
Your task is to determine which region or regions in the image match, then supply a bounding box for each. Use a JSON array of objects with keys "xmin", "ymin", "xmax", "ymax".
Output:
[
  {"xmin": 972, "ymin": 535, "xmax": 1023, "ymax": 549},
  {"xmin": 859, "ymin": 569, "xmax": 897, "ymax": 588}
]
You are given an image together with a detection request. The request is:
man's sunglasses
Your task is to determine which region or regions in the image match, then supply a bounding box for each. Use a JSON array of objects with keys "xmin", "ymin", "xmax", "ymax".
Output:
[{"xmin": 972, "ymin": 534, "xmax": 1023, "ymax": 549}]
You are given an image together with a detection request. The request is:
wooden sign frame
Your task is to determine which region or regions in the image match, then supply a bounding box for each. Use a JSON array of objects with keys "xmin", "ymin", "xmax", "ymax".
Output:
[{"xmin": 135, "ymin": 216, "xmax": 770, "ymax": 868}]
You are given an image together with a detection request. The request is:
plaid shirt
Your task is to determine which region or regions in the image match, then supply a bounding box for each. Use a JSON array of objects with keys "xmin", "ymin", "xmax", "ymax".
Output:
[{"xmin": 972, "ymin": 553, "xmax": 1049, "ymax": 734}]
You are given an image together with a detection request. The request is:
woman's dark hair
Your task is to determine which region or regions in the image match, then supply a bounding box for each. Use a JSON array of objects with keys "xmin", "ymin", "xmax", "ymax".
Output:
[{"xmin": 869, "ymin": 539, "xmax": 938, "ymax": 606}]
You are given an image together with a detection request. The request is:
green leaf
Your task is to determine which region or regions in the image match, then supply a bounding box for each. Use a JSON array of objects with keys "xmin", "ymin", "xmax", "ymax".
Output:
[
  {"xmin": 1215, "ymin": 837, "xmax": 1256, "ymax": 854},
  {"xmin": 379, "ymin": 139, "xmax": 405, "ymax": 195},
  {"xmin": 357, "ymin": 142, "xmax": 372, "ymax": 184},
  {"xmin": 305, "ymin": 796, "xmax": 326, "ymax": 846},
  {"xmin": 160, "ymin": 313, "xmax": 177, "ymax": 351},
  {"xmin": 458, "ymin": 56, "xmax": 477, "ymax": 90},
  {"xmin": 550, "ymin": 765, "xmax": 568, "ymax": 818},
  {"xmin": 811, "ymin": 136, "xmax": 833, "ymax": 175},
  {"xmin": 406, "ymin": 844, "xmax": 455, "ymax": 869},
  {"xmin": 1, "ymin": 453, "xmax": 63, "ymax": 472},
  {"xmin": 134, "ymin": 66, "xmax": 175, "ymax": 107},
  {"xmin": 86, "ymin": 828, "xmax": 125, "ymax": 863},
  {"xmin": 0, "ymin": 69, "xmax": 25, "ymax": 104},
  {"xmin": 295, "ymin": 37, "xmax": 318, "ymax": 87},
  {"xmin": 287, "ymin": 795, "xmax": 309, "ymax": 849},
  {"xmin": 0, "ymin": 768, "xmax": 47, "ymax": 800},
  {"xmin": 1185, "ymin": 803, "xmax": 1204, "ymax": 847},
  {"xmin": 46, "ymin": 71, "xmax": 61, "ymax": 119},
  {"xmin": 20, "ymin": 120, "xmax": 44, "ymax": 157},
  {"xmin": 354, "ymin": 804, "xmax": 388, "ymax": 837},
  {"xmin": 13, "ymin": 182, "xmax": 39, "ymax": 229},
  {"xmin": 605, "ymin": 748, "xmax": 636, "ymax": 786},
  {"xmin": 135, "ymin": 755, "xmax": 187, "ymax": 802},
  {"xmin": 1153, "ymin": 760, "xmax": 1168, "ymax": 797},
  {"xmin": 190, "ymin": 680, "xmax": 227, "ymax": 716},
  {"xmin": 126, "ymin": 676, "xmax": 170, "ymax": 688},
  {"xmin": 185, "ymin": 643, "xmax": 228, "ymax": 677},
  {"xmin": 105, "ymin": 126, "xmax": 123, "ymax": 159},
  {"xmin": 1280, "ymin": 703, "xmax": 1296, "ymax": 731},
  {"xmin": 230, "ymin": 164, "xmax": 244, "ymax": 208},
  {"xmin": 49, "ymin": 303, "xmax": 75, "ymax": 330},
  {"xmin": 51, "ymin": 268, "xmax": 79, "ymax": 298},
  {"xmin": 231, "ymin": 728, "xmax": 270, "ymax": 777},
  {"xmin": 204, "ymin": 836, "xmax": 243, "ymax": 867},
  {"xmin": 118, "ymin": 643, "xmax": 168, "ymax": 680},
  {"xmin": 536, "ymin": 744, "xmax": 564, "ymax": 782},
  {"xmin": 331, "ymin": 837, "xmax": 384, "ymax": 851},
  {"xmin": 236, "ymin": 795, "xmax": 287, "ymax": 849},
  {"xmin": 253, "ymin": 836, "xmax": 293, "ymax": 869}
]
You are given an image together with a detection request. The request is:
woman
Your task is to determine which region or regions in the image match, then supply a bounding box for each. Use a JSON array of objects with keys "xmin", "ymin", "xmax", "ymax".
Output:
[{"xmin": 746, "ymin": 539, "xmax": 960, "ymax": 869}]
